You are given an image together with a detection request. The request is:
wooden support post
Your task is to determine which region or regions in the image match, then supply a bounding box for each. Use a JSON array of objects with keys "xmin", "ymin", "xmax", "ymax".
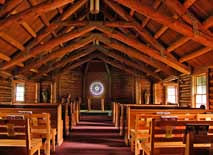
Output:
[
  {"xmin": 88, "ymin": 98, "xmax": 91, "ymax": 111},
  {"xmin": 101, "ymin": 98, "xmax": 105, "ymax": 112}
]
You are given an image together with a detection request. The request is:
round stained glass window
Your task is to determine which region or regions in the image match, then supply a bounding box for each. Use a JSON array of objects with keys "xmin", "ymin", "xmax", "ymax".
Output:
[{"xmin": 90, "ymin": 82, "xmax": 104, "ymax": 96}]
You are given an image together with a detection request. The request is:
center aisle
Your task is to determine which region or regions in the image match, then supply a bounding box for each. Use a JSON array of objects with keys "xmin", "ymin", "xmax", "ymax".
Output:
[{"xmin": 56, "ymin": 115, "xmax": 134, "ymax": 155}]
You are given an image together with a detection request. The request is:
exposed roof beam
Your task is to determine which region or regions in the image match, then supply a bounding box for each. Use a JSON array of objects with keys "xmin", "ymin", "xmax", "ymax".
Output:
[
  {"xmin": 31, "ymin": 46, "xmax": 97, "ymax": 79},
  {"xmin": 61, "ymin": 0, "xmax": 87, "ymax": 21},
  {"xmin": 98, "ymin": 55, "xmax": 143, "ymax": 77},
  {"xmin": 142, "ymin": 0, "xmax": 161, "ymax": 28},
  {"xmin": 202, "ymin": 16, "xmax": 213, "ymax": 30},
  {"xmin": 179, "ymin": 47, "xmax": 212, "ymax": 63},
  {"xmin": 183, "ymin": 0, "xmax": 197, "ymax": 9},
  {"xmin": 104, "ymin": 0, "xmax": 167, "ymax": 56},
  {"xmin": 20, "ymin": 21, "xmax": 37, "ymax": 38},
  {"xmin": 0, "ymin": 0, "xmax": 74, "ymax": 30},
  {"xmin": 167, "ymin": 37, "xmax": 190, "ymax": 53},
  {"xmin": 0, "ymin": 0, "xmax": 24, "ymax": 17},
  {"xmin": 1, "ymin": 24, "xmax": 96, "ymax": 70},
  {"xmin": 98, "ymin": 46, "xmax": 162, "ymax": 80},
  {"xmin": 16, "ymin": 34, "xmax": 98, "ymax": 75},
  {"xmin": 114, "ymin": 0, "xmax": 213, "ymax": 49},
  {"xmin": 164, "ymin": 0, "xmax": 210, "ymax": 34},
  {"xmin": 0, "ymin": 52, "xmax": 24, "ymax": 67},
  {"xmin": 0, "ymin": 52, "xmax": 11, "ymax": 61},
  {"xmin": 49, "ymin": 53, "xmax": 100, "ymax": 78},
  {"xmin": 0, "ymin": 32, "xmax": 25, "ymax": 51},
  {"xmin": 98, "ymin": 35, "xmax": 176, "ymax": 75},
  {"xmin": 97, "ymin": 26, "xmax": 191, "ymax": 74}
]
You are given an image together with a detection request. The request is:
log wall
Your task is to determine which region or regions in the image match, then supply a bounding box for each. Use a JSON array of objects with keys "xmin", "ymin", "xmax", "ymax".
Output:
[
  {"xmin": 178, "ymin": 74, "xmax": 192, "ymax": 107},
  {"xmin": 58, "ymin": 71, "xmax": 82, "ymax": 100},
  {"xmin": 209, "ymin": 68, "xmax": 213, "ymax": 109},
  {"xmin": 141, "ymin": 79, "xmax": 151, "ymax": 104},
  {"xmin": 0, "ymin": 78, "xmax": 12, "ymax": 104},
  {"xmin": 153, "ymin": 82, "xmax": 165, "ymax": 104},
  {"xmin": 25, "ymin": 81, "xmax": 36, "ymax": 103},
  {"xmin": 111, "ymin": 68, "xmax": 134, "ymax": 103}
]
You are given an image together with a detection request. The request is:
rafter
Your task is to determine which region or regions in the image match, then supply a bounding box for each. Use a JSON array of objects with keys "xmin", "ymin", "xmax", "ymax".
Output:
[
  {"xmin": 97, "ymin": 26, "xmax": 191, "ymax": 74},
  {"xmin": 98, "ymin": 55, "xmax": 143, "ymax": 78},
  {"xmin": 97, "ymin": 35, "xmax": 176, "ymax": 75},
  {"xmin": 98, "ymin": 46, "xmax": 162, "ymax": 80},
  {"xmin": 152, "ymin": 0, "xmax": 197, "ymax": 42},
  {"xmin": 141, "ymin": 0, "xmax": 161, "ymax": 28},
  {"xmin": 16, "ymin": 34, "xmax": 98, "ymax": 75},
  {"xmin": 49, "ymin": 52, "xmax": 100, "ymax": 78},
  {"xmin": 202, "ymin": 16, "xmax": 213, "ymax": 30},
  {"xmin": 164, "ymin": 0, "xmax": 210, "ymax": 34},
  {"xmin": 179, "ymin": 47, "xmax": 212, "ymax": 63},
  {"xmin": 1, "ymin": 24, "xmax": 96, "ymax": 70},
  {"xmin": 20, "ymin": 21, "xmax": 37, "ymax": 38},
  {"xmin": 0, "ymin": 0, "xmax": 23, "ymax": 17},
  {"xmin": 0, "ymin": 0, "xmax": 74, "ymax": 30},
  {"xmin": 183, "ymin": 0, "xmax": 197, "ymax": 8},
  {"xmin": 61, "ymin": 0, "xmax": 88, "ymax": 21},
  {"xmin": 167, "ymin": 37, "xmax": 190, "ymax": 53},
  {"xmin": 0, "ymin": 32, "xmax": 25, "ymax": 51},
  {"xmin": 31, "ymin": 46, "xmax": 97, "ymax": 78},
  {"xmin": 0, "ymin": 52, "xmax": 11, "ymax": 61},
  {"xmin": 114, "ymin": 0, "xmax": 213, "ymax": 50},
  {"xmin": 104, "ymin": 0, "xmax": 167, "ymax": 56}
]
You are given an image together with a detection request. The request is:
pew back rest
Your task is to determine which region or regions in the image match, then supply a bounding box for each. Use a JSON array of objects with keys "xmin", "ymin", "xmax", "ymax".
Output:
[
  {"xmin": 30, "ymin": 113, "xmax": 51, "ymax": 138},
  {"xmin": 197, "ymin": 114, "xmax": 213, "ymax": 121},
  {"xmin": 0, "ymin": 116, "xmax": 30, "ymax": 150},
  {"xmin": 150, "ymin": 119, "xmax": 213, "ymax": 147}
]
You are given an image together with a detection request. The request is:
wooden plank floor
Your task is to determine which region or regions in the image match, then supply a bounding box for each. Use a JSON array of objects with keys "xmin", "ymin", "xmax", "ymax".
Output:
[{"xmin": 55, "ymin": 115, "xmax": 134, "ymax": 155}]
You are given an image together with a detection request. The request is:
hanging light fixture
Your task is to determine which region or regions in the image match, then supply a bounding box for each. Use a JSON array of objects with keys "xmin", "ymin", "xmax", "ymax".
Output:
[{"xmin": 90, "ymin": 0, "xmax": 100, "ymax": 14}]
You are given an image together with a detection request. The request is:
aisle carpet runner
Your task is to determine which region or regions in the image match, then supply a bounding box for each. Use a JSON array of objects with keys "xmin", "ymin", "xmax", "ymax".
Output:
[{"xmin": 56, "ymin": 115, "xmax": 134, "ymax": 155}]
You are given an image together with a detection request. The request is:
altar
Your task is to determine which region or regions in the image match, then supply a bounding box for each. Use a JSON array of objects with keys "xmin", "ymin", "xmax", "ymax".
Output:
[{"xmin": 88, "ymin": 98, "xmax": 105, "ymax": 112}]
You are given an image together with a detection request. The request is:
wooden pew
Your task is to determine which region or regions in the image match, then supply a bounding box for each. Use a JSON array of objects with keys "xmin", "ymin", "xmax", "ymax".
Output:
[
  {"xmin": 184, "ymin": 123, "xmax": 213, "ymax": 155},
  {"xmin": 0, "ymin": 103, "xmax": 63, "ymax": 145},
  {"xmin": 118, "ymin": 104, "xmax": 179, "ymax": 137},
  {"xmin": 137, "ymin": 119, "xmax": 213, "ymax": 155},
  {"xmin": 30, "ymin": 113, "xmax": 56, "ymax": 155},
  {"xmin": 62, "ymin": 102, "xmax": 70, "ymax": 136},
  {"xmin": 131, "ymin": 113, "xmax": 197, "ymax": 153},
  {"xmin": 70, "ymin": 99, "xmax": 80, "ymax": 130},
  {"xmin": 0, "ymin": 115, "xmax": 42, "ymax": 155},
  {"xmin": 124, "ymin": 106, "xmax": 210, "ymax": 145}
]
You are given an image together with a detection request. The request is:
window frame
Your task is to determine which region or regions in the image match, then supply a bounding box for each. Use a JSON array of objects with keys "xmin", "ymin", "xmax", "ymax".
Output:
[
  {"xmin": 165, "ymin": 83, "xmax": 178, "ymax": 105},
  {"xmin": 193, "ymin": 74, "xmax": 208, "ymax": 109},
  {"xmin": 13, "ymin": 80, "xmax": 25, "ymax": 103}
]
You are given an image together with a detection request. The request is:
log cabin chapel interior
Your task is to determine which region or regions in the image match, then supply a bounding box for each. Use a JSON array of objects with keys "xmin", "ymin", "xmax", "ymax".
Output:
[{"xmin": 0, "ymin": 0, "xmax": 213, "ymax": 155}]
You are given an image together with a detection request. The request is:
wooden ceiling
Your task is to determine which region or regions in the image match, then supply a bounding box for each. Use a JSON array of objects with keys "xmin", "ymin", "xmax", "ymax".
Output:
[{"xmin": 0, "ymin": 0, "xmax": 213, "ymax": 81}]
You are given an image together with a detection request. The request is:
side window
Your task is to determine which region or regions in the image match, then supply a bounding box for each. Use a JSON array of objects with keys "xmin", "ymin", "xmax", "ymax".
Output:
[
  {"xmin": 166, "ymin": 85, "xmax": 177, "ymax": 104},
  {"xmin": 194, "ymin": 75, "xmax": 207, "ymax": 108},
  {"xmin": 15, "ymin": 83, "xmax": 25, "ymax": 102}
]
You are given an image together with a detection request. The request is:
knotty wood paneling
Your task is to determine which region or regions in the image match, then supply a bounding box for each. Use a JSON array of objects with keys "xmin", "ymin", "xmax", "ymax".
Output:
[
  {"xmin": 178, "ymin": 74, "xmax": 192, "ymax": 107},
  {"xmin": 0, "ymin": 78, "xmax": 12, "ymax": 104}
]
